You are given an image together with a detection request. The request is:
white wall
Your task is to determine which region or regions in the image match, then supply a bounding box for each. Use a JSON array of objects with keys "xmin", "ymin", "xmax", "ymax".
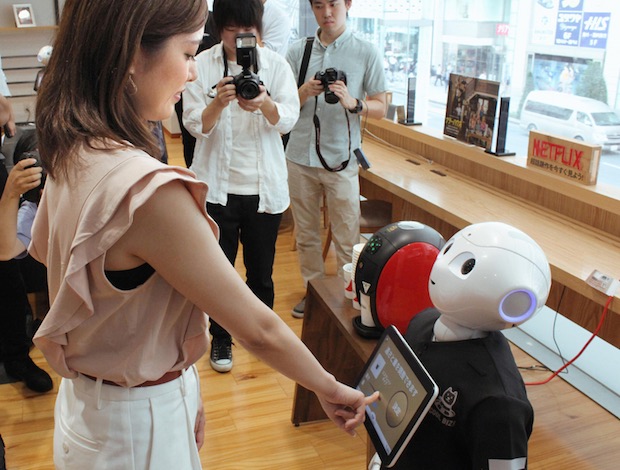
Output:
[{"xmin": 0, "ymin": 0, "xmax": 57, "ymax": 123}]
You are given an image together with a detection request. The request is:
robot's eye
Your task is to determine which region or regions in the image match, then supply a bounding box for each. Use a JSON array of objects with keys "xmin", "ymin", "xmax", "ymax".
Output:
[
  {"xmin": 461, "ymin": 258, "xmax": 475, "ymax": 275},
  {"xmin": 443, "ymin": 243, "xmax": 452, "ymax": 254}
]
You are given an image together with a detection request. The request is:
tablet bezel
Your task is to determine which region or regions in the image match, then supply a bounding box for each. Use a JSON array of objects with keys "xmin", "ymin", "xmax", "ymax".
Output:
[{"xmin": 356, "ymin": 325, "xmax": 439, "ymax": 468}]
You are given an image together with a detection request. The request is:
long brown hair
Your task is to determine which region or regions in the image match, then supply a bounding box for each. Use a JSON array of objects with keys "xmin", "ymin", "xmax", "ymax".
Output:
[{"xmin": 36, "ymin": 0, "xmax": 207, "ymax": 179}]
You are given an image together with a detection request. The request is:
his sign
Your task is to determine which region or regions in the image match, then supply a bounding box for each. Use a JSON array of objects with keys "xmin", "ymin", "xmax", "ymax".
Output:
[{"xmin": 527, "ymin": 130, "xmax": 600, "ymax": 185}]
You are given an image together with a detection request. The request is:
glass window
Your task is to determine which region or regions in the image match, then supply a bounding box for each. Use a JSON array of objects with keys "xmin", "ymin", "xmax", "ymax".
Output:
[
  {"xmin": 282, "ymin": 0, "xmax": 620, "ymax": 411},
  {"xmin": 285, "ymin": 0, "xmax": 620, "ymax": 187},
  {"xmin": 577, "ymin": 111, "xmax": 592, "ymax": 125}
]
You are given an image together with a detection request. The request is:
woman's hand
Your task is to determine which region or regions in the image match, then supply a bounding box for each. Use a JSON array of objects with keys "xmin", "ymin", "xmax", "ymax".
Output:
[
  {"xmin": 194, "ymin": 398, "xmax": 206, "ymax": 450},
  {"xmin": 317, "ymin": 383, "xmax": 380, "ymax": 436}
]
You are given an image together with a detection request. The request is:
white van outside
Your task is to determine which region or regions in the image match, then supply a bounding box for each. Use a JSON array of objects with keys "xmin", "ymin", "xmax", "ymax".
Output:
[{"xmin": 520, "ymin": 90, "xmax": 620, "ymax": 150}]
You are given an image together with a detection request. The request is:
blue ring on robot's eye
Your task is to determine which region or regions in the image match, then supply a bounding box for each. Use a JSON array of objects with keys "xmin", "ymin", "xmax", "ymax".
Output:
[{"xmin": 498, "ymin": 289, "xmax": 536, "ymax": 324}]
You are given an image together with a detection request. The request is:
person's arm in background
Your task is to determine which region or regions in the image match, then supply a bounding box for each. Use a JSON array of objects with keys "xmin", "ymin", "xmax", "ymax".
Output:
[
  {"xmin": 329, "ymin": 40, "xmax": 388, "ymax": 120},
  {"xmin": 0, "ymin": 158, "xmax": 41, "ymax": 260},
  {"xmin": 109, "ymin": 181, "xmax": 379, "ymax": 435},
  {"xmin": 285, "ymin": 39, "xmax": 323, "ymax": 109},
  {"xmin": 0, "ymin": 94, "xmax": 9, "ymax": 125},
  {"xmin": 182, "ymin": 53, "xmax": 234, "ymax": 137},
  {"xmin": 329, "ymin": 84, "xmax": 387, "ymax": 120},
  {"xmin": 261, "ymin": 0, "xmax": 291, "ymax": 57},
  {"xmin": 362, "ymin": 92, "xmax": 388, "ymax": 120},
  {"xmin": 0, "ymin": 94, "xmax": 16, "ymax": 138}
]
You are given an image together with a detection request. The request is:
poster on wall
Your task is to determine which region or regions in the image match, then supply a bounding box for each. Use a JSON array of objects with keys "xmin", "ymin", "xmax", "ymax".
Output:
[{"xmin": 443, "ymin": 73, "xmax": 500, "ymax": 152}]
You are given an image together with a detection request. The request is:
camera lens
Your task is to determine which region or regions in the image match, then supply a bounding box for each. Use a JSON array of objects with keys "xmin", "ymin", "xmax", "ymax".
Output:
[{"xmin": 238, "ymin": 80, "xmax": 260, "ymax": 100}]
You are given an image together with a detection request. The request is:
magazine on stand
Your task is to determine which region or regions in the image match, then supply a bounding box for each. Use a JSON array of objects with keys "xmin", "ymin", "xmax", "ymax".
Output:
[{"xmin": 443, "ymin": 73, "xmax": 500, "ymax": 152}]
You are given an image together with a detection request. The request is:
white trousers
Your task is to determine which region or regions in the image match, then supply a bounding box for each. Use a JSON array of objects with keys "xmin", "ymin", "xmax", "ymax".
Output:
[
  {"xmin": 53, "ymin": 366, "xmax": 202, "ymax": 470},
  {"xmin": 287, "ymin": 160, "xmax": 361, "ymax": 285}
]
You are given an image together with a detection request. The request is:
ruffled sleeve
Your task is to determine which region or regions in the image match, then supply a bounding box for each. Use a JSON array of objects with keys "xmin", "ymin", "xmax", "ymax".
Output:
[{"xmin": 32, "ymin": 152, "xmax": 217, "ymax": 378}]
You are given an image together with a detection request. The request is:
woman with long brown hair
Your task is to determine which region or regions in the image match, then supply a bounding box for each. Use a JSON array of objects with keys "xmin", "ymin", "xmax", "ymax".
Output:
[{"xmin": 33, "ymin": 1, "xmax": 376, "ymax": 468}]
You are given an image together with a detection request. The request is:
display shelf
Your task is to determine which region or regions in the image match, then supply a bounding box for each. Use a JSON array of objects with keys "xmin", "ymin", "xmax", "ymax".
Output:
[{"xmin": 0, "ymin": 26, "xmax": 57, "ymax": 33}]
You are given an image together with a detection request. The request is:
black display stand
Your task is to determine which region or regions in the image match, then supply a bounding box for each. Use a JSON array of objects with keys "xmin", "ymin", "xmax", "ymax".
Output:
[
  {"xmin": 399, "ymin": 77, "xmax": 422, "ymax": 126},
  {"xmin": 485, "ymin": 97, "xmax": 516, "ymax": 157}
]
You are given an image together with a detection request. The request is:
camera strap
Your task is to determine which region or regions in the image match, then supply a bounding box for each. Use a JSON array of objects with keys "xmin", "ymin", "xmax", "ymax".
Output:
[
  {"xmin": 312, "ymin": 96, "xmax": 351, "ymax": 172},
  {"xmin": 282, "ymin": 37, "xmax": 314, "ymax": 150}
]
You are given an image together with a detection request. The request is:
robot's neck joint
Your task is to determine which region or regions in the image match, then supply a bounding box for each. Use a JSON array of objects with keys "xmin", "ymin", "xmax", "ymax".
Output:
[{"xmin": 433, "ymin": 316, "xmax": 489, "ymax": 342}]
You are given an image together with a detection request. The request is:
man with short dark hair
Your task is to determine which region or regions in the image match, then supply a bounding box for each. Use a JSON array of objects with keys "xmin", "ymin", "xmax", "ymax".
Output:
[
  {"xmin": 183, "ymin": 0, "xmax": 299, "ymax": 372},
  {"xmin": 285, "ymin": 0, "xmax": 387, "ymax": 318}
]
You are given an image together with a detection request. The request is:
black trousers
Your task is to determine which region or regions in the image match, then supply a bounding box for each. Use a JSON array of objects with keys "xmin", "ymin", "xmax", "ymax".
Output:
[
  {"xmin": 0, "ymin": 259, "xmax": 31, "ymax": 361},
  {"xmin": 207, "ymin": 195, "xmax": 282, "ymax": 339},
  {"xmin": 174, "ymin": 99, "xmax": 196, "ymax": 168},
  {"xmin": 0, "ymin": 162, "xmax": 34, "ymax": 362}
]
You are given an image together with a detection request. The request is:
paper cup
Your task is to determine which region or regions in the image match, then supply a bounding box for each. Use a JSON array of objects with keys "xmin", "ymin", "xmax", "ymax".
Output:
[
  {"xmin": 343, "ymin": 263, "xmax": 355, "ymax": 299},
  {"xmin": 351, "ymin": 242, "xmax": 366, "ymax": 284}
]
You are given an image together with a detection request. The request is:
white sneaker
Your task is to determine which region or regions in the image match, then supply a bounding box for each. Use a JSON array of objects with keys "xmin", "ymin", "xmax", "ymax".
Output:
[
  {"xmin": 291, "ymin": 297, "xmax": 306, "ymax": 318},
  {"xmin": 210, "ymin": 337, "xmax": 233, "ymax": 373}
]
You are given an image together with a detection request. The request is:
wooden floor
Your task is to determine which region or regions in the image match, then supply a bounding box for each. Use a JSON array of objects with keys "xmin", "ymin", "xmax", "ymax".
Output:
[{"xmin": 1, "ymin": 134, "xmax": 618, "ymax": 469}]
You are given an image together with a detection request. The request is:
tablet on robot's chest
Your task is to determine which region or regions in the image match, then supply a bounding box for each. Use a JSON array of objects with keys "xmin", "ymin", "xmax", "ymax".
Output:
[{"xmin": 356, "ymin": 325, "xmax": 439, "ymax": 468}]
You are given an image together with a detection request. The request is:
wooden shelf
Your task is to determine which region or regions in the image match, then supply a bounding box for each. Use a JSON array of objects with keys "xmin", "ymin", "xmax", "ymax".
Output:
[{"xmin": 0, "ymin": 26, "xmax": 57, "ymax": 32}]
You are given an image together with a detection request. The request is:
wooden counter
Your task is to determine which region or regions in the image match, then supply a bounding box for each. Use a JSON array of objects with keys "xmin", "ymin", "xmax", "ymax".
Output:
[{"xmin": 358, "ymin": 135, "xmax": 620, "ymax": 348}]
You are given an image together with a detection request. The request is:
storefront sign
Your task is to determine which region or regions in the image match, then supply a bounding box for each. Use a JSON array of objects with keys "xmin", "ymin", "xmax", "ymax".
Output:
[
  {"xmin": 533, "ymin": 0, "xmax": 611, "ymax": 49},
  {"xmin": 527, "ymin": 130, "xmax": 600, "ymax": 185},
  {"xmin": 555, "ymin": 1, "xmax": 610, "ymax": 49},
  {"xmin": 496, "ymin": 23, "xmax": 510, "ymax": 36},
  {"xmin": 580, "ymin": 12, "xmax": 611, "ymax": 48},
  {"xmin": 556, "ymin": 11, "xmax": 583, "ymax": 46}
]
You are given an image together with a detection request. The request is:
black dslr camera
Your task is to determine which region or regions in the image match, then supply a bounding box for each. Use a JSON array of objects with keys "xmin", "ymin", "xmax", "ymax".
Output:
[
  {"xmin": 231, "ymin": 33, "xmax": 262, "ymax": 100},
  {"xmin": 18, "ymin": 150, "xmax": 46, "ymax": 204},
  {"xmin": 314, "ymin": 68, "xmax": 347, "ymax": 104}
]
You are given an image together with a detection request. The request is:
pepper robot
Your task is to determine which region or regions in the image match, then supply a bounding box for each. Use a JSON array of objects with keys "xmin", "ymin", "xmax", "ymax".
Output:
[
  {"xmin": 34, "ymin": 45, "xmax": 53, "ymax": 92},
  {"xmin": 371, "ymin": 221, "xmax": 551, "ymax": 470}
]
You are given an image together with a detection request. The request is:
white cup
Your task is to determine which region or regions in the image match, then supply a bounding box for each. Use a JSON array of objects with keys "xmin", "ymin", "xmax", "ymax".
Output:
[
  {"xmin": 351, "ymin": 242, "xmax": 366, "ymax": 284},
  {"xmin": 343, "ymin": 263, "xmax": 355, "ymax": 299}
]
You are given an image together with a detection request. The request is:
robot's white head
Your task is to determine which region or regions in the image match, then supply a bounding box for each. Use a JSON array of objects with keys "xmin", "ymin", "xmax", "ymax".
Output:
[
  {"xmin": 429, "ymin": 222, "xmax": 551, "ymax": 333},
  {"xmin": 37, "ymin": 45, "xmax": 53, "ymax": 66}
]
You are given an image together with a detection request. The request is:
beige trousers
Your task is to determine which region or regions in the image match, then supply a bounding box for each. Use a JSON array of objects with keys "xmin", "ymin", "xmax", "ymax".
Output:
[{"xmin": 287, "ymin": 160, "xmax": 361, "ymax": 286}]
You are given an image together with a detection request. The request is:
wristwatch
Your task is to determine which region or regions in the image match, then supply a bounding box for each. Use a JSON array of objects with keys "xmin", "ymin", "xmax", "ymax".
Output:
[{"xmin": 348, "ymin": 98, "xmax": 363, "ymax": 114}]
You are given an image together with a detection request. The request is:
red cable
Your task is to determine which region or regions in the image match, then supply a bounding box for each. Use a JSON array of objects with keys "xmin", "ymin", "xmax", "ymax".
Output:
[{"xmin": 525, "ymin": 295, "xmax": 614, "ymax": 386}]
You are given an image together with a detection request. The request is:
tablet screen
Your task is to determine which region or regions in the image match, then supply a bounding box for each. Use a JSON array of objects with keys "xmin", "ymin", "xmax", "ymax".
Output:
[{"xmin": 357, "ymin": 326, "xmax": 439, "ymax": 468}]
